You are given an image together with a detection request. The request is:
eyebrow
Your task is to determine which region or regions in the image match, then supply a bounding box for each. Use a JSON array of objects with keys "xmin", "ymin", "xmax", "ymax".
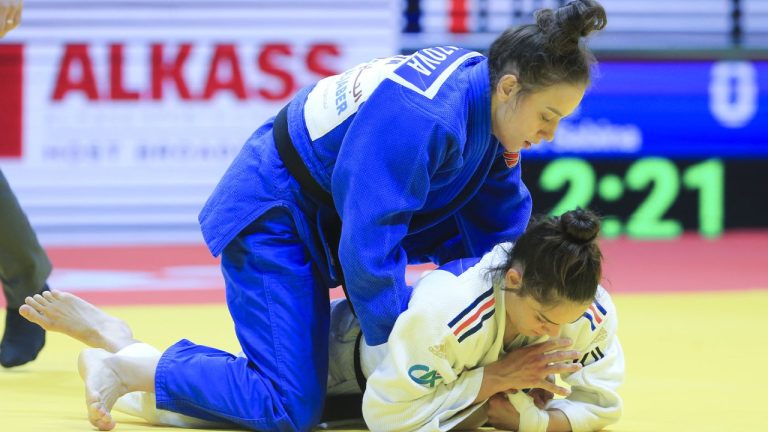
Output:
[
  {"xmin": 538, "ymin": 311, "xmax": 561, "ymax": 326},
  {"xmin": 546, "ymin": 106, "xmax": 564, "ymax": 117},
  {"xmin": 539, "ymin": 310, "xmax": 583, "ymax": 326}
]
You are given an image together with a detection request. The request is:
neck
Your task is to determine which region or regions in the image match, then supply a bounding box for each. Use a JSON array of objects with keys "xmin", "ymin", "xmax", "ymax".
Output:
[{"xmin": 503, "ymin": 315, "xmax": 519, "ymax": 347}]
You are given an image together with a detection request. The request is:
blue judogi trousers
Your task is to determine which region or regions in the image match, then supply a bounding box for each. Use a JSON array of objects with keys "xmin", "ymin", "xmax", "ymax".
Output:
[{"xmin": 154, "ymin": 207, "xmax": 331, "ymax": 431}]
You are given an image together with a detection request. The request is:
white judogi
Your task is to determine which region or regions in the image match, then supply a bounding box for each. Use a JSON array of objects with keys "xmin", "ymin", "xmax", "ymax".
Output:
[
  {"xmin": 113, "ymin": 244, "xmax": 623, "ymax": 432},
  {"xmin": 360, "ymin": 243, "xmax": 624, "ymax": 432}
]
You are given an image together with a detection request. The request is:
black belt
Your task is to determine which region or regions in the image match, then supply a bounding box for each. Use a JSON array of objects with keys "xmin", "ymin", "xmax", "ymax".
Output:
[
  {"xmin": 353, "ymin": 331, "xmax": 367, "ymax": 392},
  {"xmin": 273, "ymin": 105, "xmax": 355, "ymax": 316},
  {"xmin": 274, "ymin": 106, "xmax": 334, "ymax": 208}
]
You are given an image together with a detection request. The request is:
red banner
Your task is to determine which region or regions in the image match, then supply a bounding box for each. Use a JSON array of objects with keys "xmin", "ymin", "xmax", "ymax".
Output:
[{"xmin": 0, "ymin": 44, "xmax": 23, "ymax": 158}]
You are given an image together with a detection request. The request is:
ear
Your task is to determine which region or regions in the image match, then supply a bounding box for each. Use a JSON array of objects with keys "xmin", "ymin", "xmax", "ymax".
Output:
[
  {"xmin": 496, "ymin": 74, "xmax": 520, "ymax": 102},
  {"xmin": 504, "ymin": 267, "xmax": 523, "ymax": 290}
]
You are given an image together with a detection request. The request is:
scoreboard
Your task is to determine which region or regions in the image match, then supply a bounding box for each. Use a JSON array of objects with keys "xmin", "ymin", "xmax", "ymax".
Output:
[{"xmin": 523, "ymin": 59, "xmax": 768, "ymax": 238}]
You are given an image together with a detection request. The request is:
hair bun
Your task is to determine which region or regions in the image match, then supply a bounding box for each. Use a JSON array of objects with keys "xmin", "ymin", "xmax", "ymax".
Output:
[
  {"xmin": 535, "ymin": 0, "xmax": 607, "ymax": 53},
  {"xmin": 560, "ymin": 208, "xmax": 601, "ymax": 245}
]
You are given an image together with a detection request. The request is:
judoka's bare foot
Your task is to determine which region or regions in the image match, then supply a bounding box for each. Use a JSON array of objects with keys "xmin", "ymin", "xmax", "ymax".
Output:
[
  {"xmin": 79, "ymin": 348, "xmax": 127, "ymax": 431},
  {"xmin": 19, "ymin": 290, "xmax": 135, "ymax": 353}
]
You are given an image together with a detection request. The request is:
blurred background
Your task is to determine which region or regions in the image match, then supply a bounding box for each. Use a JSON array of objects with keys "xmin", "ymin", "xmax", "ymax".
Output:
[
  {"xmin": 0, "ymin": 0, "xmax": 765, "ymax": 245},
  {"xmin": 0, "ymin": 1, "xmax": 767, "ymax": 431}
]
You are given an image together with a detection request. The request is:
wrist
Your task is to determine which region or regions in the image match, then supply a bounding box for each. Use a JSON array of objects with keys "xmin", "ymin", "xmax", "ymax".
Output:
[
  {"xmin": 474, "ymin": 365, "xmax": 503, "ymax": 403},
  {"xmin": 544, "ymin": 408, "xmax": 573, "ymax": 432}
]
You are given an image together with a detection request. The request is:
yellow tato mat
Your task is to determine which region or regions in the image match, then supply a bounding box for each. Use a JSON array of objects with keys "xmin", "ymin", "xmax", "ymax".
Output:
[{"xmin": 1, "ymin": 290, "xmax": 766, "ymax": 432}]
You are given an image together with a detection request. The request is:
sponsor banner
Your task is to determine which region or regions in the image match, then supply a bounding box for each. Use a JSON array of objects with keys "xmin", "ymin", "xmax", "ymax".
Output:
[{"xmin": 0, "ymin": 1, "xmax": 399, "ymax": 243}]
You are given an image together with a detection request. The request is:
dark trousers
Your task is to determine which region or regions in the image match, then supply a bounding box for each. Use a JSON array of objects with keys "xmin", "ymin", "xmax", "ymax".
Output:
[{"xmin": 0, "ymin": 170, "xmax": 51, "ymax": 308}]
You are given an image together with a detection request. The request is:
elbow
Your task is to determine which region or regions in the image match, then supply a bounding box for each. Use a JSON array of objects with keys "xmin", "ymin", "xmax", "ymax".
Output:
[{"xmin": 362, "ymin": 402, "xmax": 393, "ymax": 432}]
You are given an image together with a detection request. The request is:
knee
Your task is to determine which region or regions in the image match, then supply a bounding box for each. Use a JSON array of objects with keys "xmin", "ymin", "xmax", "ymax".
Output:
[{"xmin": 280, "ymin": 388, "xmax": 325, "ymax": 431}]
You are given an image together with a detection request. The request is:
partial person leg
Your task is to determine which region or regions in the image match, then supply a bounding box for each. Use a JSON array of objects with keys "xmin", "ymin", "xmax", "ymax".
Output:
[
  {"xmin": 154, "ymin": 208, "xmax": 331, "ymax": 431},
  {"xmin": 19, "ymin": 289, "xmax": 135, "ymax": 352},
  {"xmin": 322, "ymin": 298, "xmax": 365, "ymax": 424},
  {"xmin": 0, "ymin": 170, "xmax": 50, "ymax": 367},
  {"xmin": 19, "ymin": 289, "xmax": 227, "ymax": 429},
  {"xmin": 78, "ymin": 347, "xmax": 158, "ymax": 431}
]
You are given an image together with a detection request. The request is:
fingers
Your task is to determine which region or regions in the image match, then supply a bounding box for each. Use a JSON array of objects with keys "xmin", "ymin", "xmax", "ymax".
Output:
[
  {"xmin": 528, "ymin": 388, "xmax": 554, "ymax": 409},
  {"xmin": 543, "ymin": 348, "xmax": 581, "ymax": 364},
  {"xmin": 537, "ymin": 379, "xmax": 572, "ymax": 397},
  {"xmin": 529, "ymin": 337, "xmax": 574, "ymax": 354},
  {"xmin": 545, "ymin": 360, "xmax": 582, "ymax": 375}
]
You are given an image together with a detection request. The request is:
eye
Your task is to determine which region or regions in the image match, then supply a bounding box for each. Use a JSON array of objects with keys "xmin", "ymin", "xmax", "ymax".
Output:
[
  {"xmin": 536, "ymin": 315, "xmax": 547, "ymax": 323},
  {"xmin": 541, "ymin": 115, "xmax": 552, "ymax": 123}
]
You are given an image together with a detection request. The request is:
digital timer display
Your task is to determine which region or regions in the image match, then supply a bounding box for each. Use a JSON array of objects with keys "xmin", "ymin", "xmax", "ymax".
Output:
[{"xmin": 522, "ymin": 158, "xmax": 765, "ymax": 239}]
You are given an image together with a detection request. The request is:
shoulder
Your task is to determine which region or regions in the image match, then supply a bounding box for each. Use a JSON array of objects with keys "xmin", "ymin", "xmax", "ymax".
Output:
[
  {"xmin": 387, "ymin": 46, "xmax": 484, "ymax": 100},
  {"xmin": 408, "ymin": 246, "xmax": 506, "ymax": 347}
]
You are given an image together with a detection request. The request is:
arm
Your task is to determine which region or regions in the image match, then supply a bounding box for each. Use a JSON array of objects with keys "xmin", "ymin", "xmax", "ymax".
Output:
[
  {"xmin": 454, "ymin": 153, "xmax": 532, "ymax": 257},
  {"xmin": 0, "ymin": 0, "xmax": 22, "ymax": 37},
  {"xmin": 485, "ymin": 288, "xmax": 624, "ymax": 432},
  {"xmin": 412, "ymin": 158, "xmax": 531, "ymax": 267},
  {"xmin": 361, "ymin": 290, "xmax": 486, "ymax": 432},
  {"xmin": 546, "ymin": 288, "xmax": 624, "ymax": 432},
  {"xmin": 332, "ymin": 87, "xmax": 460, "ymax": 346},
  {"xmin": 362, "ymin": 269, "xmax": 580, "ymax": 432}
]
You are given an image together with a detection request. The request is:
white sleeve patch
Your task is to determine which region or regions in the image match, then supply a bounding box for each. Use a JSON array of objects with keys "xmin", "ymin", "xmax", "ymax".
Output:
[{"xmin": 303, "ymin": 55, "xmax": 408, "ymax": 140}]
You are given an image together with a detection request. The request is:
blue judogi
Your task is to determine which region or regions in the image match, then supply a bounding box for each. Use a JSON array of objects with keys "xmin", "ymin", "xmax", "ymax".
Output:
[{"xmin": 154, "ymin": 47, "xmax": 532, "ymax": 431}]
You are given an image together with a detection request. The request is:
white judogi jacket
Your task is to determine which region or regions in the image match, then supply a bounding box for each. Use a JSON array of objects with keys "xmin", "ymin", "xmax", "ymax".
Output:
[{"xmin": 361, "ymin": 243, "xmax": 624, "ymax": 432}]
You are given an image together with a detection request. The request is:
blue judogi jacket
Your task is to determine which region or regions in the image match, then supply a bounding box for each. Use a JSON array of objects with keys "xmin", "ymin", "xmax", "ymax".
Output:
[{"xmin": 199, "ymin": 47, "xmax": 532, "ymax": 345}]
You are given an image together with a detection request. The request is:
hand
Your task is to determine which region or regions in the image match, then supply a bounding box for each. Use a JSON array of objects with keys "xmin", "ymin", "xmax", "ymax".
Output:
[
  {"xmin": 485, "ymin": 337, "xmax": 581, "ymax": 397},
  {"xmin": 527, "ymin": 374, "xmax": 556, "ymax": 409},
  {"xmin": 0, "ymin": 0, "xmax": 23, "ymax": 37},
  {"xmin": 486, "ymin": 393, "xmax": 520, "ymax": 431},
  {"xmin": 528, "ymin": 387, "xmax": 555, "ymax": 410}
]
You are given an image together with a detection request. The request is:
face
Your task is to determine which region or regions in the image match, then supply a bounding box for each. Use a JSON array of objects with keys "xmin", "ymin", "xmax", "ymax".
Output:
[
  {"xmin": 490, "ymin": 75, "xmax": 585, "ymax": 153},
  {"xmin": 503, "ymin": 268, "xmax": 592, "ymax": 339}
]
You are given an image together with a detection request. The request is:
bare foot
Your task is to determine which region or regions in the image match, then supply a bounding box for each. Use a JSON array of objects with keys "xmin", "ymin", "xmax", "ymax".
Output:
[
  {"xmin": 79, "ymin": 348, "xmax": 129, "ymax": 431},
  {"xmin": 19, "ymin": 290, "xmax": 135, "ymax": 353}
]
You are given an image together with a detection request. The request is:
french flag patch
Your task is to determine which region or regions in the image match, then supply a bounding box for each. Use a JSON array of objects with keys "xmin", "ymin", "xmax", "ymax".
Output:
[
  {"xmin": 503, "ymin": 151, "xmax": 520, "ymax": 168},
  {"xmin": 448, "ymin": 287, "xmax": 496, "ymax": 343},
  {"xmin": 582, "ymin": 299, "xmax": 608, "ymax": 331}
]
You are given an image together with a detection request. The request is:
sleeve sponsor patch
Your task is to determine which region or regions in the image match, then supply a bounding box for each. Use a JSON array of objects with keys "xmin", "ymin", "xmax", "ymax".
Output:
[
  {"xmin": 304, "ymin": 55, "xmax": 409, "ymax": 140},
  {"xmin": 408, "ymin": 364, "xmax": 443, "ymax": 388}
]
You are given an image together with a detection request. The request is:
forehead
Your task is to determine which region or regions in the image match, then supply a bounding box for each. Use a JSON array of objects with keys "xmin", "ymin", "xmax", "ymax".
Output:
[{"xmin": 526, "ymin": 83, "xmax": 585, "ymax": 111}]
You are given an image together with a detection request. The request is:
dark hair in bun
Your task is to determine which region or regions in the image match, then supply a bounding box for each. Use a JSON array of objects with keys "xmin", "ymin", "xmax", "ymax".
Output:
[
  {"xmin": 490, "ymin": 208, "xmax": 603, "ymax": 305},
  {"xmin": 488, "ymin": 0, "xmax": 607, "ymax": 92}
]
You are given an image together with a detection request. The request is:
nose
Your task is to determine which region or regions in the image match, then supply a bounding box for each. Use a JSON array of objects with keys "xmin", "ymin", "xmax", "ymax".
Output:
[{"xmin": 539, "ymin": 121, "xmax": 559, "ymax": 142}]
